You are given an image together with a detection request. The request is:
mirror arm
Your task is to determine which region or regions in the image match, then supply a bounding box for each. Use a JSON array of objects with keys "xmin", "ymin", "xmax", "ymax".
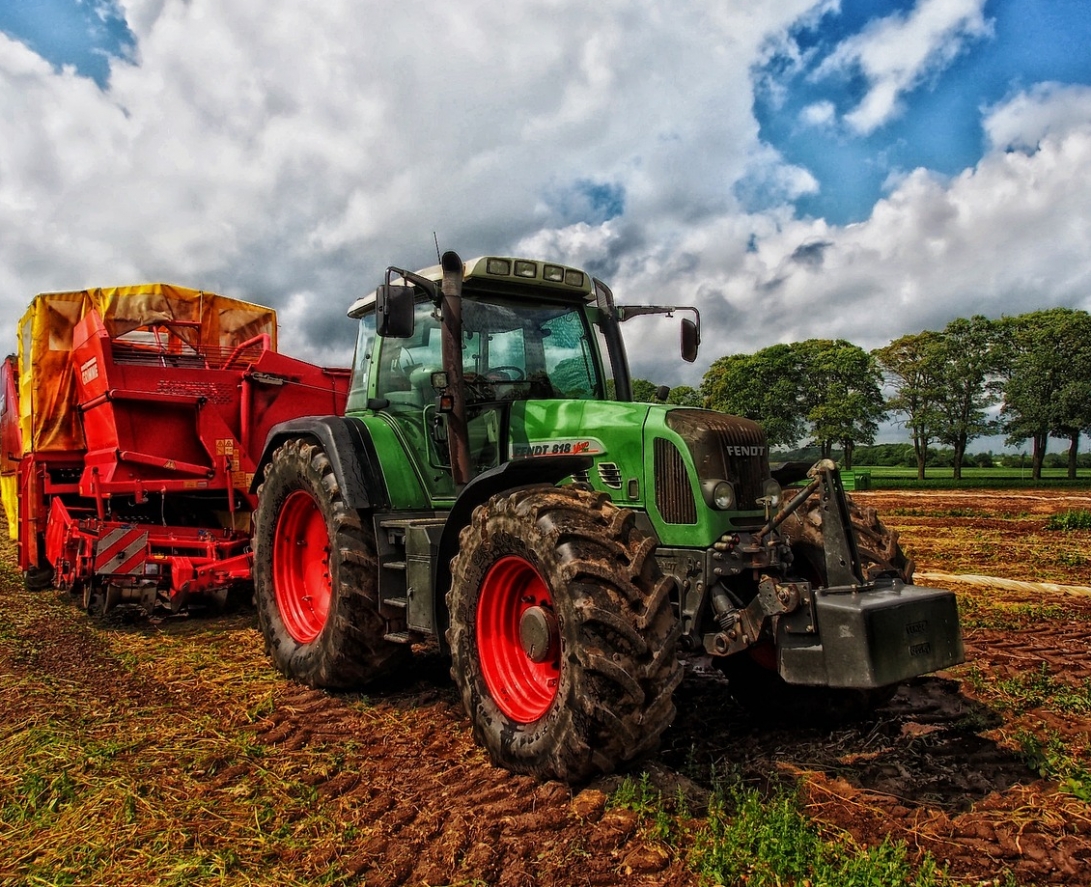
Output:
[
  {"xmin": 617, "ymin": 304, "xmax": 700, "ymax": 325},
  {"xmin": 386, "ymin": 266, "xmax": 439, "ymax": 301}
]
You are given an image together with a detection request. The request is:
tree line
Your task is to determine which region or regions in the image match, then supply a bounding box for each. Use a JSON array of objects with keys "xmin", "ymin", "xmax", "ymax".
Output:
[{"xmin": 632, "ymin": 307, "xmax": 1091, "ymax": 480}]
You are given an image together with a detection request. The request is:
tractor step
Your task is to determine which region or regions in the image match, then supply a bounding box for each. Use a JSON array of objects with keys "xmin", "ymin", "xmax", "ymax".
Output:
[
  {"xmin": 384, "ymin": 631, "xmax": 413, "ymax": 644},
  {"xmin": 385, "ymin": 596, "xmax": 408, "ymax": 609}
]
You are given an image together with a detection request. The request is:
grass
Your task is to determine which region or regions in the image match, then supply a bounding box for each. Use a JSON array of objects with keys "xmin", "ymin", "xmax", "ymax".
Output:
[
  {"xmin": 610, "ymin": 772, "xmax": 951, "ymax": 887},
  {"xmin": 1046, "ymin": 510, "xmax": 1091, "ymax": 531},
  {"xmin": 955, "ymin": 596, "xmax": 1074, "ymax": 631},
  {"xmin": 991, "ymin": 664, "xmax": 1091, "ymax": 716},
  {"xmin": 0, "ymin": 586, "xmax": 360, "ymax": 887},
  {"xmin": 1017, "ymin": 731, "xmax": 1091, "ymax": 803},
  {"xmin": 851, "ymin": 466, "xmax": 1091, "ymax": 491}
]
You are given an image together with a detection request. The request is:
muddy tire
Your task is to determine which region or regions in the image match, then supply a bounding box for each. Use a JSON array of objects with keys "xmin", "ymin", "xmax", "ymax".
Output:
[
  {"xmin": 447, "ymin": 485, "xmax": 682, "ymax": 782},
  {"xmin": 253, "ymin": 438, "xmax": 409, "ymax": 688},
  {"xmin": 23, "ymin": 564, "xmax": 54, "ymax": 591},
  {"xmin": 780, "ymin": 490, "xmax": 915, "ymax": 583}
]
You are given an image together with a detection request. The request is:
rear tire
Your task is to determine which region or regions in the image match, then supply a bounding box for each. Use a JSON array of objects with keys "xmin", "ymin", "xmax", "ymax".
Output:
[
  {"xmin": 253, "ymin": 438, "xmax": 409, "ymax": 688},
  {"xmin": 447, "ymin": 486, "xmax": 681, "ymax": 782}
]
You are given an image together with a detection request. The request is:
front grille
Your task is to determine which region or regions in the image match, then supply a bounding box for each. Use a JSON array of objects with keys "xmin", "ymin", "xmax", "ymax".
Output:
[
  {"xmin": 654, "ymin": 438, "xmax": 697, "ymax": 524},
  {"xmin": 597, "ymin": 462, "xmax": 622, "ymax": 489},
  {"xmin": 665, "ymin": 410, "xmax": 769, "ymax": 511}
]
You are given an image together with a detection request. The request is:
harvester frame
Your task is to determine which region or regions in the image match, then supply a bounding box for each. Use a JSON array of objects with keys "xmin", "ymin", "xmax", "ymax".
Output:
[{"xmin": 1, "ymin": 283, "xmax": 350, "ymax": 613}]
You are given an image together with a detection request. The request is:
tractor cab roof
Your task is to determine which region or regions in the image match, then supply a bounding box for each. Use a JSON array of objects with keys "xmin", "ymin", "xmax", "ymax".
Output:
[{"xmin": 348, "ymin": 256, "xmax": 598, "ymax": 319}]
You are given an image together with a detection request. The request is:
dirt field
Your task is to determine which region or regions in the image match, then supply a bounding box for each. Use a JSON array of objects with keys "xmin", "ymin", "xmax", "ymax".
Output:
[{"xmin": 2, "ymin": 489, "xmax": 1091, "ymax": 886}]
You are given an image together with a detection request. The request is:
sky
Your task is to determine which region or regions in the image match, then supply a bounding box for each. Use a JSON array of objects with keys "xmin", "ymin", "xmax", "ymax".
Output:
[{"xmin": 2, "ymin": 0, "xmax": 1090, "ymax": 450}]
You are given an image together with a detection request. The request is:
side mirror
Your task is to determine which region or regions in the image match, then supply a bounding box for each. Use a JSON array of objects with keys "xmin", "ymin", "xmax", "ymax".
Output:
[
  {"xmin": 376, "ymin": 284, "xmax": 415, "ymax": 338},
  {"xmin": 681, "ymin": 317, "xmax": 700, "ymax": 363}
]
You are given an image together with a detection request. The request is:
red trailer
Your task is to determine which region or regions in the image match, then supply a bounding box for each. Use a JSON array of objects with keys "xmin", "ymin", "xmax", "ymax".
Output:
[{"xmin": 0, "ymin": 283, "xmax": 349, "ymax": 613}]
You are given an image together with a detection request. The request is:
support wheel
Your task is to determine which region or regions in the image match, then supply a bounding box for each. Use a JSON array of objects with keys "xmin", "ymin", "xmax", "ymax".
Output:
[
  {"xmin": 253, "ymin": 438, "xmax": 409, "ymax": 688},
  {"xmin": 447, "ymin": 485, "xmax": 681, "ymax": 782},
  {"xmin": 23, "ymin": 564, "xmax": 55, "ymax": 591}
]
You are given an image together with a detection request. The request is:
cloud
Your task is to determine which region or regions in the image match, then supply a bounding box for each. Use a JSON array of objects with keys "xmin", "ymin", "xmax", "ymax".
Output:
[
  {"xmin": 513, "ymin": 82, "xmax": 1091, "ymax": 392},
  {"xmin": 700, "ymin": 85, "xmax": 1091, "ymax": 359},
  {"xmin": 816, "ymin": 0, "xmax": 992, "ymax": 134},
  {"xmin": 800, "ymin": 99, "xmax": 836, "ymax": 128},
  {"xmin": 1, "ymin": 0, "xmax": 1089, "ymax": 415},
  {"xmin": 0, "ymin": 0, "xmax": 819, "ymax": 365},
  {"xmin": 983, "ymin": 82, "xmax": 1091, "ymax": 151}
]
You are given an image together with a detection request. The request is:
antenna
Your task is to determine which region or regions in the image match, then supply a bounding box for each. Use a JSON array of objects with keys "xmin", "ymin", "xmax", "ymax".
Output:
[{"xmin": 433, "ymin": 232, "xmax": 441, "ymax": 264}]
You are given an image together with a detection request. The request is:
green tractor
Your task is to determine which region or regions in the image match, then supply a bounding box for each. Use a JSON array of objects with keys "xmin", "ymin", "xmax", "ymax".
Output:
[{"xmin": 251, "ymin": 251, "xmax": 963, "ymax": 782}]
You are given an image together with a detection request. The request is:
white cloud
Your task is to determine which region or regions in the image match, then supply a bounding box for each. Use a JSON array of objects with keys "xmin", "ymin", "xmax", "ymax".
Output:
[
  {"xmin": 691, "ymin": 85, "xmax": 1091, "ymax": 361},
  {"xmin": 800, "ymin": 99, "xmax": 836, "ymax": 128},
  {"xmin": 983, "ymin": 82, "xmax": 1091, "ymax": 151},
  {"xmin": 1, "ymin": 0, "xmax": 1089, "ymax": 420},
  {"xmin": 0, "ymin": 0, "xmax": 818, "ymax": 363},
  {"xmin": 509, "ymin": 83, "xmax": 1091, "ymax": 393},
  {"xmin": 816, "ymin": 0, "xmax": 992, "ymax": 134}
]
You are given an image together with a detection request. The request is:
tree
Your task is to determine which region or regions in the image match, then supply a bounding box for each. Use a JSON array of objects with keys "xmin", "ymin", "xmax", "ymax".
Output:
[
  {"xmin": 873, "ymin": 331, "xmax": 946, "ymax": 480},
  {"xmin": 998, "ymin": 308, "xmax": 1091, "ymax": 480},
  {"xmin": 666, "ymin": 385, "xmax": 702, "ymax": 407},
  {"xmin": 795, "ymin": 339, "xmax": 885, "ymax": 469},
  {"xmin": 631, "ymin": 378, "xmax": 661, "ymax": 403},
  {"xmin": 701, "ymin": 345, "xmax": 807, "ymax": 449},
  {"xmin": 935, "ymin": 316, "xmax": 1001, "ymax": 480},
  {"xmin": 630, "ymin": 380, "xmax": 703, "ymax": 408}
]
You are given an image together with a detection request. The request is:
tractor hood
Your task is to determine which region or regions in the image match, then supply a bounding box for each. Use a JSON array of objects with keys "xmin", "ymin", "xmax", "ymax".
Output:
[{"xmin": 508, "ymin": 400, "xmax": 771, "ymax": 546}]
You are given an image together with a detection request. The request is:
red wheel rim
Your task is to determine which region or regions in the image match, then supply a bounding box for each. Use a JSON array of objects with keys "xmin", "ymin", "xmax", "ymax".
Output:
[
  {"xmin": 272, "ymin": 489, "xmax": 332, "ymax": 643},
  {"xmin": 477, "ymin": 556, "xmax": 560, "ymax": 723}
]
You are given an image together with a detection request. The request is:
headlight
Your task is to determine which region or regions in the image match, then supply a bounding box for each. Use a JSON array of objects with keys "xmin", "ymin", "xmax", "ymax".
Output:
[
  {"xmin": 762, "ymin": 478, "xmax": 783, "ymax": 508},
  {"xmin": 702, "ymin": 479, "xmax": 736, "ymax": 510}
]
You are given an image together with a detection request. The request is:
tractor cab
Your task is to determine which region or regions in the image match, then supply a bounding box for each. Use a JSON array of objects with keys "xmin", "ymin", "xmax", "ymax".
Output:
[{"xmin": 345, "ymin": 254, "xmax": 698, "ymax": 498}]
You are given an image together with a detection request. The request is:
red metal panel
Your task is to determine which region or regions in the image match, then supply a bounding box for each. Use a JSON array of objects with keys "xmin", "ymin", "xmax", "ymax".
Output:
[{"xmin": 94, "ymin": 526, "xmax": 149, "ymax": 575}]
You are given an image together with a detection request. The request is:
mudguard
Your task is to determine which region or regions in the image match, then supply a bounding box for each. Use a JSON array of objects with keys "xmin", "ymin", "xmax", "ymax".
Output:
[
  {"xmin": 251, "ymin": 416, "xmax": 389, "ymax": 511},
  {"xmin": 431, "ymin": 455, "xmax": 593, "ymax": 646}
]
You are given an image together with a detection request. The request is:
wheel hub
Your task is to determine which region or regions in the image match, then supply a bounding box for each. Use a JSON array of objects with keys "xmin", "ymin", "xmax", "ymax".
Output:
[{"xmin": 519, "ymin": 605, "xmax": 558, "ymax": 662}]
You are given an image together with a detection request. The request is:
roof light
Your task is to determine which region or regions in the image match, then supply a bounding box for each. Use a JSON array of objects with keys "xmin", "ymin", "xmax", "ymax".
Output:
[
  {"xmin": 514, "ymin": 260, "xmax": 537, "ymax": 278},
  {"xmin": 543, "ymin": 264, "xmax": 564, "ymax": 282},
  {"xmin": 486, "ymin": 258, "xmax": 511, "ymax": 275},
  {"xmin": 564, "ymin": 270, "xmax": 585, "ymax": 287}
]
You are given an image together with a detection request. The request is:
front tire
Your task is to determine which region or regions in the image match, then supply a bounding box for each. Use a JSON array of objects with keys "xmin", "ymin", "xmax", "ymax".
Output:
[
  {"xmin": 781, "ymin": 491, "xmax": 914, "ymax": 583},
  {"xmin": 253, "ymin": 438, "xmax": 409, "ymax": 688},
  {"xmin": 447, "ymin": 486, "xmax": 681, "ymax": 782},
  {"xmin": 722, "ymin": 491, "xmax": 909, "ymax": 722}
]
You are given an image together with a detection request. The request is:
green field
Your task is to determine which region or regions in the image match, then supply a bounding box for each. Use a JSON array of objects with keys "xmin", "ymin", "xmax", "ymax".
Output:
[{"xmin": 846, "ymin": 465, "xmax": 1091, "ymax": 490}]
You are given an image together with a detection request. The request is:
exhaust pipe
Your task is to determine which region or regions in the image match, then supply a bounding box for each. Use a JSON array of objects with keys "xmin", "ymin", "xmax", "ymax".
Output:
[{"xmin": 440, "ymin": 251, "xmax": 472, "ymax": 486}]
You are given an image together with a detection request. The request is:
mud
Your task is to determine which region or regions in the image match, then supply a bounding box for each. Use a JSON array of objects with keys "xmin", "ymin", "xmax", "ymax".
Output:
[{"xmin": 3, "ymin": 489, "xmax": 1091, "ymax": 884}]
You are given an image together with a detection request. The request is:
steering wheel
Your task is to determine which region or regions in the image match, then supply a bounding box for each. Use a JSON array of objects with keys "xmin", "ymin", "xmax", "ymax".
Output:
[{"xmin": 486, "ymin": 365, "xmax": 526, "ymax": 381}]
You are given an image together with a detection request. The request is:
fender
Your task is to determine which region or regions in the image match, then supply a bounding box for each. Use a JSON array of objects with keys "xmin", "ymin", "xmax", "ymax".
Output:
[
  {"xmin": 431, "ymin": 454, "xmax": 593, "ymax": 646},
  {"xmin": 251, "ymin": 416, "xmax": 389, "ymax": 511}
]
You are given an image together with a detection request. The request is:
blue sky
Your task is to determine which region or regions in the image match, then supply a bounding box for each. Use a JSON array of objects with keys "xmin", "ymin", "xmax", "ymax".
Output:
[
  {"xmin": 751, "ymin": 0, "xmax": 1091, "ymax": 223},
  {"xmin": 1, "ymin": 0, "xmax": 1090, "ymax": 452},
  {"xmin": 0, "ymin": 1, "xmax": 133, "ymax": 86}
]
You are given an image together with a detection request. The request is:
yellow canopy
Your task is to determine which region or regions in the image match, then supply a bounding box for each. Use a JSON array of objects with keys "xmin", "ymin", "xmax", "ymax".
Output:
[{"xmin": 16, "ymin": 283, "xmax": 278, "ymax": 454}]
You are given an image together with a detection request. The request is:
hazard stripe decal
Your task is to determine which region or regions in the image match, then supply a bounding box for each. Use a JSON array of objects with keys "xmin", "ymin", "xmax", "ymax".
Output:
[{"xmin": 94, "ymin": 527, "xmax": 150, "ymax": 574}]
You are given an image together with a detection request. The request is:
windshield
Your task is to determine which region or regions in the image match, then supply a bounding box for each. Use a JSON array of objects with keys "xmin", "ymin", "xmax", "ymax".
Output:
[{"xmin": 375, "ymin": 296, "xmax": 604, "ymax": 404}]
